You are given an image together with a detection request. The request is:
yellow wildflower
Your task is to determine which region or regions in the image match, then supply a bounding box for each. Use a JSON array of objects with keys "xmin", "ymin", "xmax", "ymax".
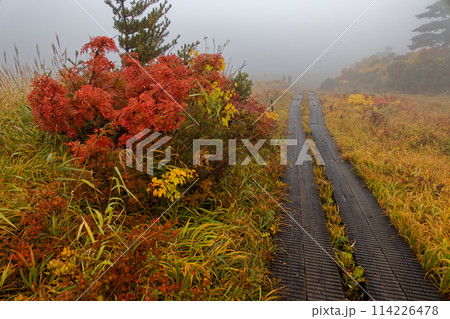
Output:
[
  {"xmin": 265, "ymin": 111, "xmax": 279, "ymax": 121},
  {"xmin": 347, "ymin": 94, "xmax": 376, "ymax": 111},
  {"xmin": 148, "ymin": 167, "xmax": 196, "ymax": 202},
  {"xmin": 221, "ymin": 102, "xmax": 238, "ymax": 128}
]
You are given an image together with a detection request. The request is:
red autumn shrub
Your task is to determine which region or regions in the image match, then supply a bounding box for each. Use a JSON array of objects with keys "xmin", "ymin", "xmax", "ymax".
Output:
[
  {"xmin": 28, "ymin": 75, "xmax": 75, "ymax": 137},
  {"xmin": 1, "ymin": 183, "xmax": 69, "ymax": 274},
  {"xmin": 67, "ymin": 131, "xmax": 114, "ymax": 164},
  {"xmin": 28, "ymin": 36, "xmax": 274, "ymax": 160},
  {"xmin": 27, "ymin": 37, "xmax": 275, "ymax": 209},
  {"xmin": 190, "ymin": 53, "xmax": 228, "ymax": 88},
  {"xmin": 73, "ymin": 85, "xmax": 116, "ymax": 122},
  {"xmin": 117, "ymin": 54, "xmax": 194, "ymax": 143},
  {"xmin": 372, "ymin": 97, "xmax": 391, "ymax": 108},
  {"xmin": 27, "ymin": 36, "xmax": 194, "ymax": 156}
]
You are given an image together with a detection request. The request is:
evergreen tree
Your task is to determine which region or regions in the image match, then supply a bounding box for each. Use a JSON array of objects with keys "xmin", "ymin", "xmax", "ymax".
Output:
[
  {"xmin": 105, "ymin": 0, "xmax": 179, "ymax": 64},
  {"xmin": 176, "ymin": 41, "xmax": 200, "ymax": 65},
  {"xmin": 233, "ymin": 71, "xmax": 253, "ymax": 101},
  {"xmin": 409, "ymin": 0, "xmax": 450, "ymax": 50}
]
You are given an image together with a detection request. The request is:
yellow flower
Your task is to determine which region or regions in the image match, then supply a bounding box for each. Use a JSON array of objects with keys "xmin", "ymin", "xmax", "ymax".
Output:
[
  {"xmin": 221, "ymin": 117, "xmax": 229, "ymax": 127},
  {"xmin": 265, "ymin": 111, "xmax": 279, "ymax": 121},
  {"xmin": 61, "ymin": 247, "xmax": 73, "ymax": 258},
  {"xmin": 148, "ymin": 167, "xmax": 196, "ymax": 202},
  {"xmin": 221, "ymin": 102, "xmax": 238, "ymax": 127},
  {"xmin": 347, "ymin": 94, "xmax": 375, "ymax": 110}
]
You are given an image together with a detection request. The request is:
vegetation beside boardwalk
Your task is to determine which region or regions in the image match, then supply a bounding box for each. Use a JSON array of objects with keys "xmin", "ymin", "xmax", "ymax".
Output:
[
  {"xmin": 251, "ymin": 80, "xmax": 295, "ymax": 132},
  {"xmin": 0, "ymin": 37, "xmax": 288, "ymax": 300},
  {"xmin": 318, "ymin": 92, "xmax": 449, "ymax": 298}
]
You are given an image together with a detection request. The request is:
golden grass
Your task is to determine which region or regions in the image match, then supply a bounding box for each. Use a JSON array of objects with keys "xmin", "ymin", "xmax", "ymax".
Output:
[
  {"xmin": 251, "ymin": 80, "xmax": 295, "ymax": 133},
  {"xmin": 318, "ymin": 92, "xmax": 450, "ymax": 298}
]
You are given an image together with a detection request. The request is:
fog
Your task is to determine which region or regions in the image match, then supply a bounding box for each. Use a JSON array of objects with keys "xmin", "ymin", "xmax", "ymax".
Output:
[{"xmin": 0, "ymin": 0, "xmax": 435, "ymax": 86}]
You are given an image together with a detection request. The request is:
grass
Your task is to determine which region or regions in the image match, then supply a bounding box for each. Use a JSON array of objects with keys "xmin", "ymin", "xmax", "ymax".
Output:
[
  {"xmin": 251, "ymin": 80, "xmax": 295, "ymax": 133},
  {"xmin": 0, "ymin": 68, "xmax": 286, "ymax": 300},
  {"xmin": 318, "ymin": 92, "xmax": 449, "ymax": 298}
]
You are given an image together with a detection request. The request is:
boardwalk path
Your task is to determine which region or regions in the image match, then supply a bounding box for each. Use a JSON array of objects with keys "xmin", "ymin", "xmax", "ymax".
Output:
[{"xmin": 272, "ymin": 93, "xmax": 345, "ymax": 300}]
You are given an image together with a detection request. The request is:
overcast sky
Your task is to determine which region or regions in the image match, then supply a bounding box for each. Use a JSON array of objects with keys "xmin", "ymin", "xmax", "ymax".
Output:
[{"xmin": 0, "ymin": 0, "xmax": 435, "ymax": 84}]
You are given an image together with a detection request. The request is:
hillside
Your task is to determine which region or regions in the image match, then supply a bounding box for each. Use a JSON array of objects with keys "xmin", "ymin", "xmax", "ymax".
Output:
[{"xmin": 320, "ymin": 48, "xmax": 450, "ymax": 94}]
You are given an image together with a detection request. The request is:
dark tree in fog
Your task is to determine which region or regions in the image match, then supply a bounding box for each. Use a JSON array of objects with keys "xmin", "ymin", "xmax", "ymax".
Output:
[
  {"xmin": 409, "ymin": 0, "xmax": 450, "ymax": 50},
  {"xmin": 105, "ymin": 0, "xmax": 179, "ymax": 64}
]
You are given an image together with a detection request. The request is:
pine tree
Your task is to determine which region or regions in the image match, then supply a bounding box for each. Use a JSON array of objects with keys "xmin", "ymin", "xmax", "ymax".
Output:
[
  {"xmin": 105, "ymin": 0, "xmax": 179, "ymax": 64},
  {"xmin": 409, "ymin": 0, "xmax": 450, "ymax": 50},
  {"xmin": 176, "ymin": 41, "xmax": 200, "ymax": 65}
]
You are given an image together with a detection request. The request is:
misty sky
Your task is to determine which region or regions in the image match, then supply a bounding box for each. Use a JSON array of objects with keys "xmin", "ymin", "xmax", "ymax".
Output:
[{"xmin": 0, "ymin": 0, "xmax": 436, "ymax": 84}]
